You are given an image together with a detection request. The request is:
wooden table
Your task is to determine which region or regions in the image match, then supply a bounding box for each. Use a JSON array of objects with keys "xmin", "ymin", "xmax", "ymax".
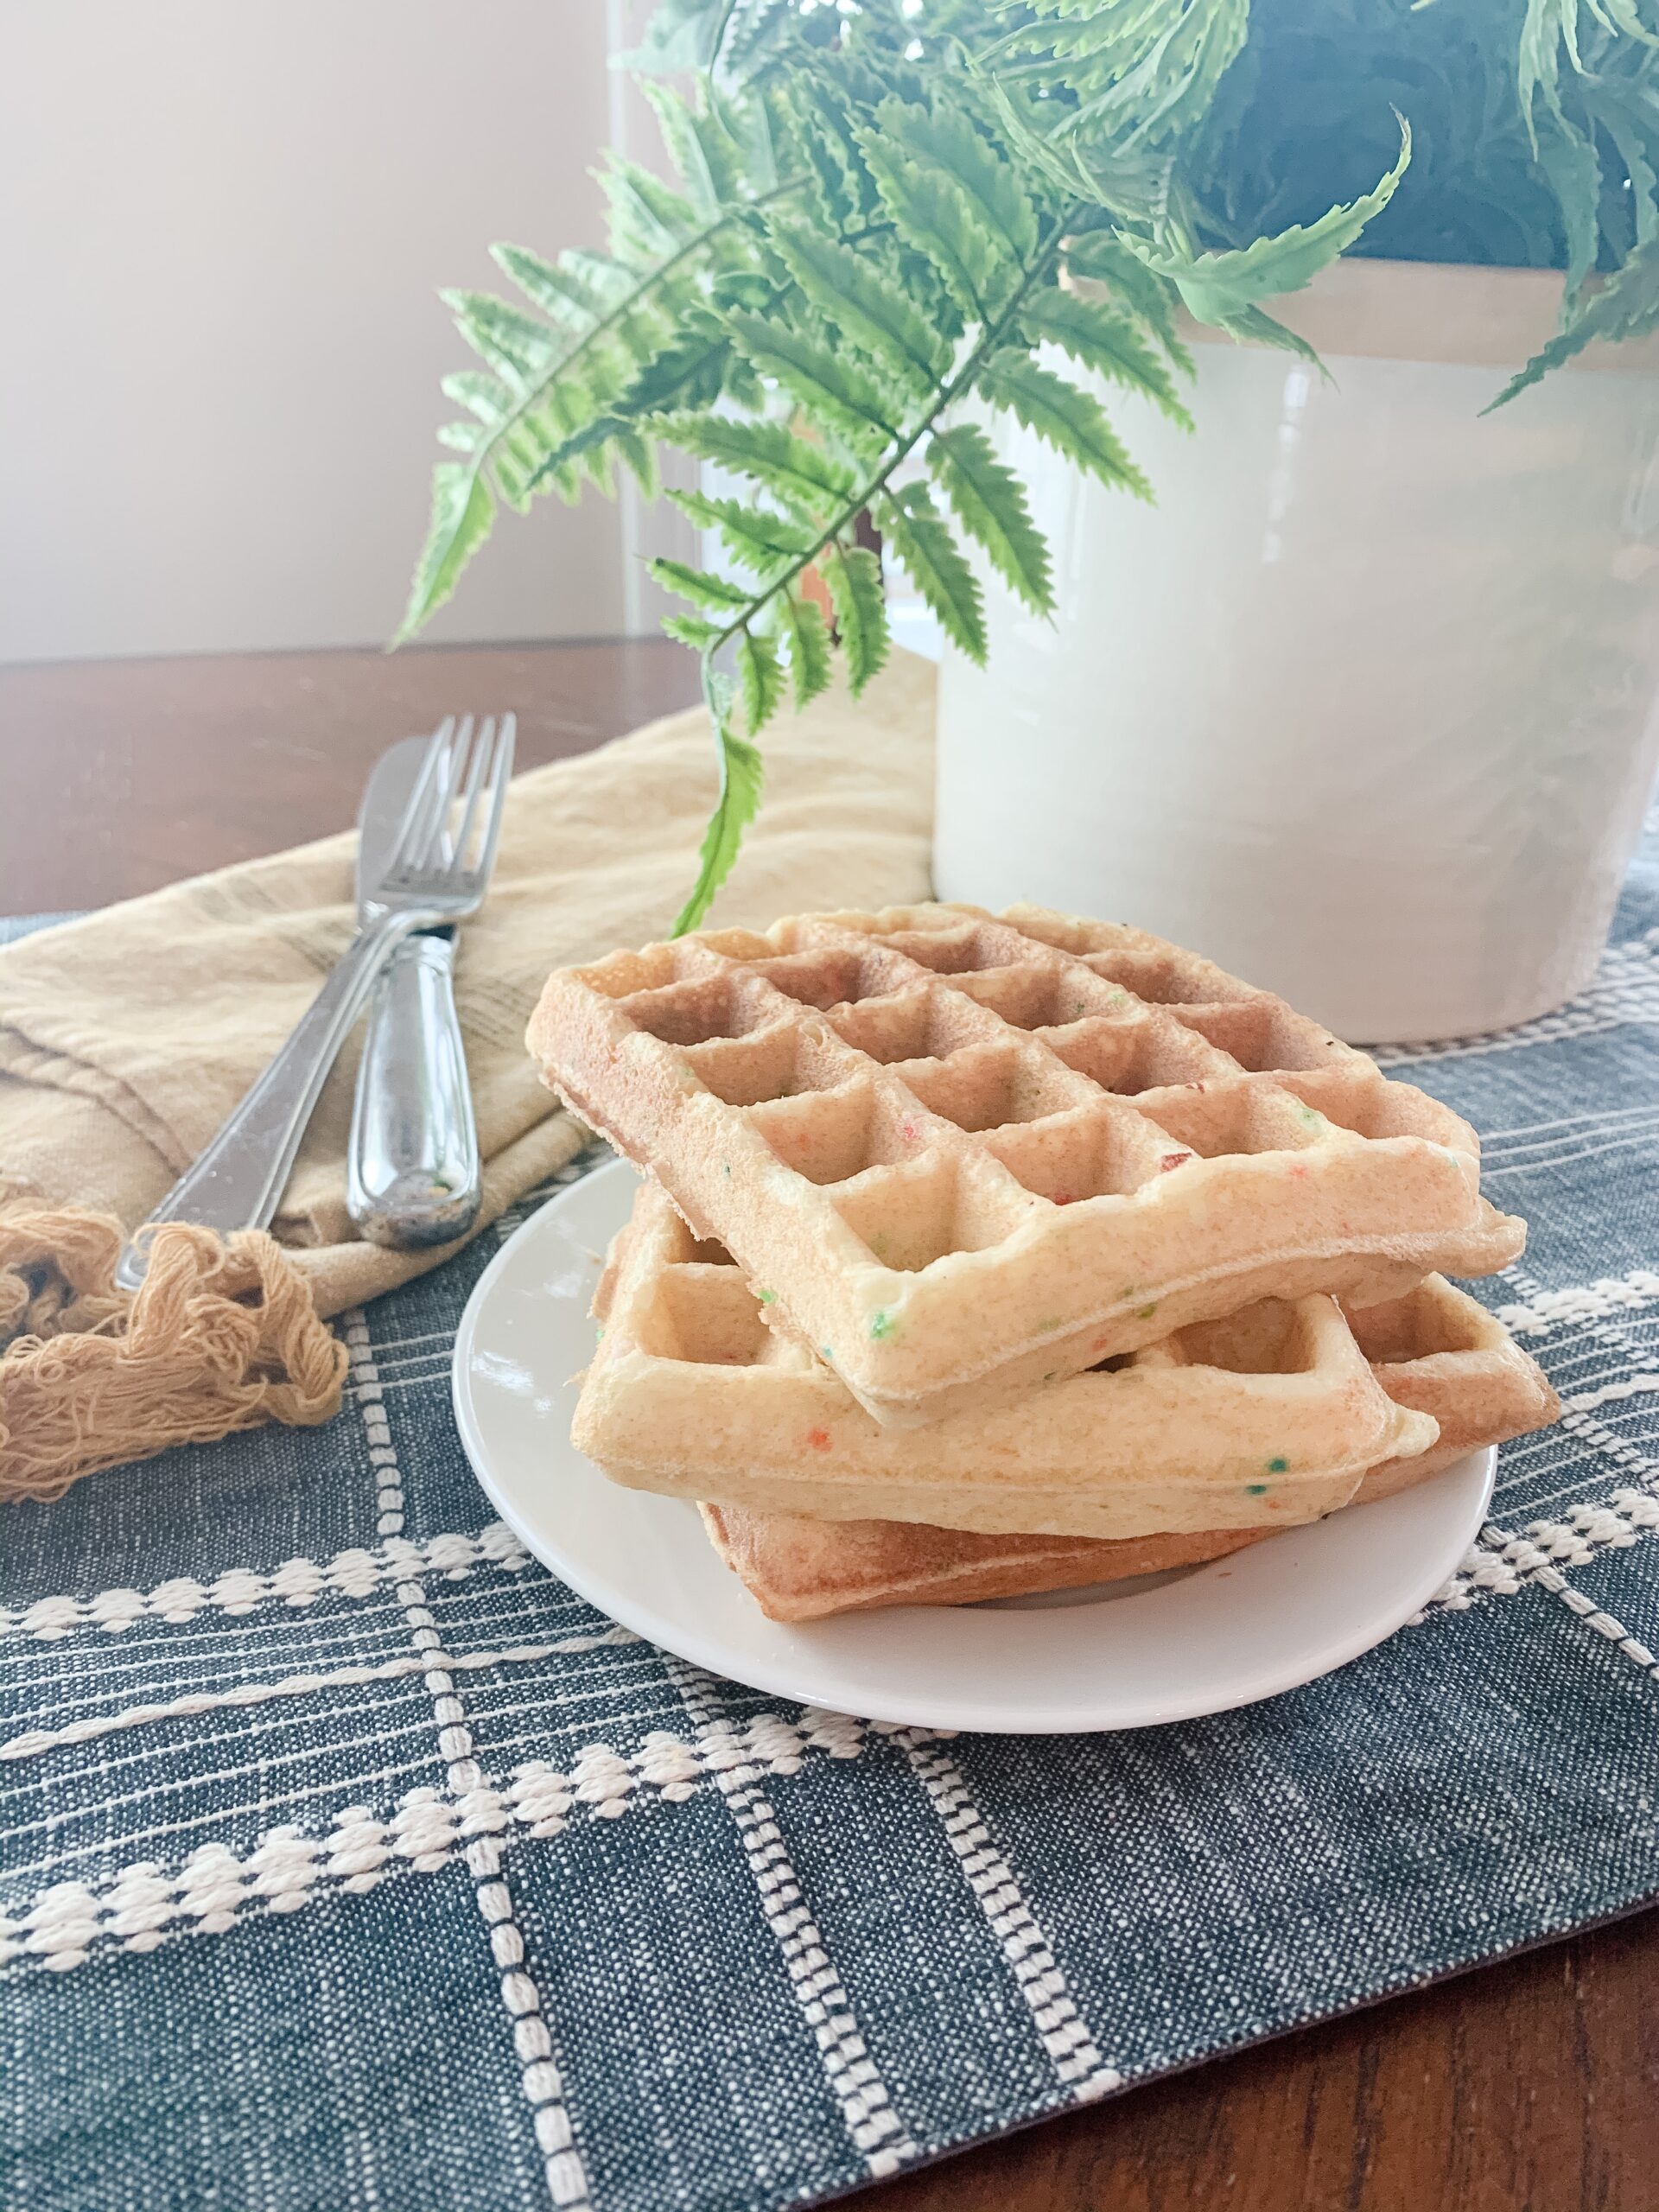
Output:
[{"xmin": 3, "ymin": 638, "xmax": 1654, "ymax": 2209}]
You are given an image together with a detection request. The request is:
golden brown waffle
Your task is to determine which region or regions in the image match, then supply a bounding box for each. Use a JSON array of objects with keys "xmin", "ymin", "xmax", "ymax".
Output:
[
  {"xmin": 699, "ymin": 1511, "xmax": 1270, "ymax": 1620},
  {"xmin": 696, "ymin": 1283, "xmax": 1560, "ymax": 1621},
  {"xmin": 532, "ymin": 902, "xmax": 1524, "ymax": 1427},
  {"xmin": 577, "ymin": 1185, "xmax": 1451, "ymax": 1541}
]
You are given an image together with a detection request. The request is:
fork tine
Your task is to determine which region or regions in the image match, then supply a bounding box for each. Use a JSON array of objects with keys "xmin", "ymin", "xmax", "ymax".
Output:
[
  {"xmin": 471, "ymin": 713, "xmax": 516, "ymax": 888},
  {"xmin": 450, "ymin": 715, "xmax": 497, "ymax": 876},
  {"xmin": 385, "ymin": 718, "xmax": 455, "ymax": 880},
  {"xmin": 416, "ymin": 712, "xmax": 475, "ymax": 872}
]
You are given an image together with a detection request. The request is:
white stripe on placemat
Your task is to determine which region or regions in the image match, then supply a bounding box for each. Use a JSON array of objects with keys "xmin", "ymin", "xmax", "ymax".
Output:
[
  {"xmin": 346, "ymin": 1312, "xmax": 594, "ymax": 2212},
  {"xmin": 0, "ymin": 1524, "xmax": 540, "ymax": 1641},
  {"xmin": 901, "ymin": 1735, "xmax": 1122, "ymax": 2101},
  {"xmin": 665, "ymin": 1657, "xmax": 918, "ymax": 2181}
]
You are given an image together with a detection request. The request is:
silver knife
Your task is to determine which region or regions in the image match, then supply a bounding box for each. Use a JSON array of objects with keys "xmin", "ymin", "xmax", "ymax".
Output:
[
  {"xmin": 116, "ymin": 721, "xmax": 489, "ymax": 1291},
  {"xmin": 346, "ymin": 733, "xmax": 488, "ymax": 1248}
]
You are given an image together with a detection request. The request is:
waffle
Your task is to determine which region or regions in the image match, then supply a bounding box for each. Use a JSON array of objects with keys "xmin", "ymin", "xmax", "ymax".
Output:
[
  {"xmin": 699, "ymin": 1509, "xmax": 1269, "ymax": 1618},
  {"xmin": 531, "ymin": 902, "xmax": 1524, "ymax": 1427},
  {"xmin": 698, "ymin": 1280, "xmax": 1560, "ymax": 1620},
  {"xmin": 576, "ymin": 1185, "xmax": 1454, "ymax": 1541}
]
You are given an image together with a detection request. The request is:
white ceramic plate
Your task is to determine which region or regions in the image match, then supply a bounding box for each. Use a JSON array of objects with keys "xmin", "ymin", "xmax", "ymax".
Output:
[{"xmin": 452, "ymin": 1159, "xmax": 1494, "ymax": 1734}]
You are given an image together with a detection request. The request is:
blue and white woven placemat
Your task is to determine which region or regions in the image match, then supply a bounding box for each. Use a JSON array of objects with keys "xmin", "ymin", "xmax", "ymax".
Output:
[{"xmin": 5, "ymin": 834, "xmax": 1659, "ymax": 2212}]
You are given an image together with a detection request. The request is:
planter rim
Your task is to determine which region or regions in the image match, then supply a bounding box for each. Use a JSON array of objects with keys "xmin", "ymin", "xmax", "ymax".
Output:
[{"xmin": 1081, "ymin": 254, "xmax": 1659, "ymax": 376}]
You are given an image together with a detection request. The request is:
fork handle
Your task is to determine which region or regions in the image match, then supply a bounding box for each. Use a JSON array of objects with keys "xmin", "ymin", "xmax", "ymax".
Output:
[
  {"xmin": 346, "ymin": 931, "xmax": 481, "ymax": 1249},
  {"xmin": 116, "ymin": 913, "xmax": 422, "ymax": 1288}
]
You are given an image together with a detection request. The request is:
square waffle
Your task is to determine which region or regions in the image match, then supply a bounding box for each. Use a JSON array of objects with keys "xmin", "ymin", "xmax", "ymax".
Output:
[
  {"xmin": 532, "ymin": 902, "xmax": 1525, "ymax": 1427},
  {"xmin": 703, "ymin": 1275, "xmax": 1560, "ymax": 1617},
  {"xmin": 569, "ymin": 1184, "xmax": 1554, "ymax": 1544}
]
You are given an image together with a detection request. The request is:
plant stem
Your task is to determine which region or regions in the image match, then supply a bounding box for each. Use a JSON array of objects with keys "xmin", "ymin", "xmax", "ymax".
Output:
[
  {"xmin": 700, "ymin": 207, "xmax": 1080, "ymax": 667},
  {"xmin": 466, "ymin": 176, "xmax": 810, "ymax": 528}
]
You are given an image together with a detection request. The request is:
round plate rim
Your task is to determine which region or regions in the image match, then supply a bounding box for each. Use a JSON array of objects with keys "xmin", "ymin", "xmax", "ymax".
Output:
[{"xmin": 451, "ymin": 1159, "xmax": 1496, "ymax": 1734}]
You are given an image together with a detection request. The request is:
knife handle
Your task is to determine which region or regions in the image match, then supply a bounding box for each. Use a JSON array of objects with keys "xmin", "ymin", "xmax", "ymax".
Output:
[{"xmin": 347, "ymin": 931, "xmax": 481, "ymax": 1249}]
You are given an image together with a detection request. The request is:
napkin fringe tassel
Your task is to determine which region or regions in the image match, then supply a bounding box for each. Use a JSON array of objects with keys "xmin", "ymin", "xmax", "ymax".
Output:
[{"xmin": 0, "ymin": 1192, "xmax": 346, "ymax": 1502}]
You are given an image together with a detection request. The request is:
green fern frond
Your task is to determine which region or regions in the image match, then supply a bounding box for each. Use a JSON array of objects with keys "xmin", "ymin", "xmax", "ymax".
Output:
[
  {"xmin": 1060, "ymin": 232, "xmax": 1192, "ymax": 372},
  {"xmin": 655, "ymin": 412, "xmax": 857, "ymax": 519},
  {"xmin": 397, "ymin": 467, "xmax": 494, "ymax": 642},
  {"xmin": 876, "ymin": 482, "xmax": 988, "ymax": 663},
  {"xmin": 981, "ymin": 353, "xmax": 1153, "ymax": 498},
  {"xmin": 1000, "ymin": 0, "xmax": 1251, "ymax": 154},
  {"xmin": 397, "ymin": 92, "xmax": 802, "ymax": 643},
  {"xmin": 721, "ymin": 308, "xmax": 901, "ymax": 446},
  {"xmin": 650, "ymin": 557, "xmax": 756, "ymax": 611},
  {"xmin": 401, "ymin": 21, "xmax": 1166, "ymax": 926},
  {"xmin": 1020, "ymin": 288, "xmax": 1192, "ymax": 425},
  {"xmin": 1124, "ymin": 115, "xmax": 1411, "ymax": 325},
  {"xmin": 760, "ymin": 588, "xmax": 835, "ymax": 709},
  {"xmin": 667, "ymin": 486, "xmax": 817, "ymax": 574},
  {"xmin": 854, "ymin": 101, "xmax": 1016, "ymax": 319},
  {"xmin": 672, "ymin": 668, "xmax": 765, "ymax": 933},
  {"xmin": 440, "ymin": 289, "xmax": 556, "ymax": 381},
  {"xmin": 825, "ymin": 544, "xmax": 890, "ymax": 692},
  {"xmin": 1487, "ymin": 228, "xmax": 1659, "ymax": 405},
  {"xmin": 641, "ymin": 80, "xmax": 748, "ymax": 214},
  {"xmin": 929, "ymin": 421, "xmax": 1054, "ymax": 615},
  {"xmin": 767, "ymin": 219, "xmax": 953, "ymax": 386},
  {"xmin": 735, "ymin": 626, "xmax": 785, "ymax": 731},
  {"xmin": 890, "ymin": 96, "xmax": 1041, "ymax": 268}
]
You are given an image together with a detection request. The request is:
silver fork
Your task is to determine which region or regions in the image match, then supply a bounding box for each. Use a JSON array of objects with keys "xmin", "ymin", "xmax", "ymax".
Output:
[{"xmin": 116, "ymin": 715, "xmax": 515, "ymax": 1289}]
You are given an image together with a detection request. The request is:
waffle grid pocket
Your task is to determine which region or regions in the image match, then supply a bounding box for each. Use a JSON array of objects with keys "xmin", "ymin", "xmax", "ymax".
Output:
[{"xmin": 530, "ymin": 903, "xmax": 1526, "ymax": 1426}]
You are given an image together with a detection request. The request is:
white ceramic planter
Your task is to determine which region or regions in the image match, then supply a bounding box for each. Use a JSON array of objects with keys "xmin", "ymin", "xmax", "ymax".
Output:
[{"xmin": 932, "ymin": 258, "xmax": 1659, "ymax": 1042}]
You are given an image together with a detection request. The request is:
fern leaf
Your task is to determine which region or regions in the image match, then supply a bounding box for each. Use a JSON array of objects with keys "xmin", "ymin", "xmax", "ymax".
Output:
[
  {"xmin": 876, "ymin": 483, "xmax": 987, "ymax": 664},
  {"xmin": 673, "ymin": 675, "xmax": 765, "ymax": 936},
  {"xmin": 395, "ymin": 465, "xmax": 496, "ymax": 645},
  {"xmin": 853, "ymin": 108, "xmax": 1008, "ymax": 321},
  {"xmin": 657, "ymin": 412, "xmax": 856, "ymax": 518},
  {"xmin": 1126, "ymin": 116, "xmax": 1411, "ymax": 324},
  {"xmin": 491, "ymin": 246, "xmax": 606, "ymax": 334},
  {"xmin": 1588, "ymin": 83, "xmax": 1659, "ymax": 247},
  {"xmin": 440, "ymin": 290, "xmax": 556, "ymax": 382},
  {"xmin": 662, "ymin": 613, "xmax": 725, "ymax": 650},
  {"xmin": 886, "ymin": 96, "xmax": 1039, "ymax": 268},
  {"xmin": 521, "ymin": 321, "xmax": 733, "ymax": 496},
  {"xmin": 826, "ymin": 544, "xmax": 890, "ymax": 694},
  {"xmin": 1207, "ymin": 302, "xmax": 1325, "ymax": 367},
  {"xmin": 441, "ymin": 369, "xmax": 514, "ymax": 424},
  {"xmin": 1535, "ymin": 106, "xmax": 1602, "ymax": 295},
  {"xmin": 981, "ymin": 353, "xmax": 1152, "ymax": 499},
  {"xmin": 602, "ymin": 159, "xmax": 702, "ymax": 261},
  {"xmin": 649, "ymin": 557, "xmax": 755, "ymax": 612},
  {"xmin": 722, "ymin": 309, "xmax": 899, "ymax": 444},
  {"xmin": 403, "ymin": 189, "xmax": 800, "ymax": 639},
  {"xmin": 1021, "ymin": 289, "xmax": 1192, "ymax": 427},
  {"xmin": 761, "ymin": 589, "xmax": 834, "ymax": 709},
  {"xmin": 768, "ymin": 219, "xmax": 951, "ymax": 385},
  {"xmin": 929, "ymin": 423, "xmax": 1053, "ymax": 615},
  {"xmin": 642, "ymin": 80, "xmax": 747, "ymax": 216},
  {"xmin": 1487, "ymin": 230, "xmax": 1659, "ymax": 406},
  {"xmin": 561, "ymin": 249, "xmax": 647, "ymax": 309},
  {"xmin": 735, "ymin": 626, "xmax": 785, "ymax": 733},
  {"xmin": 1518, "ymin": 0, "xmax": 1575, "ymax": 143},
  {"xmin": 668, "ymin": 486, "xmax": 815, "ymax": 573},
  {"xmin": 1007, "ymin": 0, "xmax": 1250, "ymax": 154},
  {"xmin": 1060, "ymin": 231, "xmax": 1192, "ymax": 372}
]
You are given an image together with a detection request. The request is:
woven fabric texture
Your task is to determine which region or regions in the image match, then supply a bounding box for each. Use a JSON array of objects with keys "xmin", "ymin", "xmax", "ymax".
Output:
[{"xmin": 4, "ymin": 815, "xmax": 1659, "ymax": 2212}]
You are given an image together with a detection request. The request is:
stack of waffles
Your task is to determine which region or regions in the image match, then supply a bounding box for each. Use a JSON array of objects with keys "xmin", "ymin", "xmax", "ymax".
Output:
[{"xmin": 527, "ymin": 904, "xmax": 1559, "ymax": 1621}]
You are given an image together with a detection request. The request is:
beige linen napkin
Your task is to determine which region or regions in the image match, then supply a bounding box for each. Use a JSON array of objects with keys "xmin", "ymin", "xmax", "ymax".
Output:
[{"xmin": 0, "ymin": 652, "xmax": 935, "ymax": 1497}]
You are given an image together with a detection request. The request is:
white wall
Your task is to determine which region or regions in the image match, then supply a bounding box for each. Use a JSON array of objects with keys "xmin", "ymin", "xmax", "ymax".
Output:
[{"xmin": 0, "ymin": 2, "xmax": 665, "ymax": 663}]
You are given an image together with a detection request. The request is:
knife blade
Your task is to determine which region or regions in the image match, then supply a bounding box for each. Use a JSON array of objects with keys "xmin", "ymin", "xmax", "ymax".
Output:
[{"xmin": 346, "ymin": 734, "xmax": 483, "ymax": 1248}]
